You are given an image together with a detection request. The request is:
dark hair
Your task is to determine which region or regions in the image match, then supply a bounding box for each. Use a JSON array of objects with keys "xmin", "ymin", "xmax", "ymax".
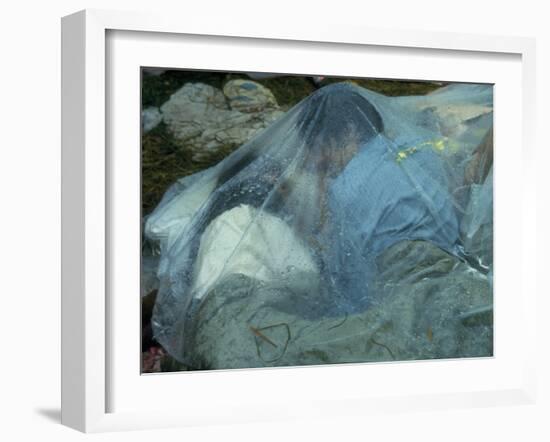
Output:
[{"xmin": 296, "ymin": 82, "xmax": 384, "ymax": 150}]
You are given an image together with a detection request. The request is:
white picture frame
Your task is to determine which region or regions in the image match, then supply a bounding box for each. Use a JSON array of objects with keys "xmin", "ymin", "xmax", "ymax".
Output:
[{"xmin": 61, "ymin": 9, "xmax": 537, "ymax": 433}]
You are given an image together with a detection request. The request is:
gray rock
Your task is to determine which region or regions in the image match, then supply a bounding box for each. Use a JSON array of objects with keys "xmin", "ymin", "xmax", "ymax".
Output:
[
  {"xmin": 160, "ymin": 82, "xmax": 284, "ymax": 160},
  {"xmin": 160, "ymin": 83, "xmax": 228, "ymax": 141},
  {"xmin": 223, "ymin": 79, "xmax": 278, "ymax": 113},
  {"xmin": 184, "ymin": 240, "xmax": 492, "ymax": 370},
  {"xmin": 141, "ymin": 107, "xmax": 162, "ymax": 133}
]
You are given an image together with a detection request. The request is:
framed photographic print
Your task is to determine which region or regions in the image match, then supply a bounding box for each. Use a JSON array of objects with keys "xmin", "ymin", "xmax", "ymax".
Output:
[
  {"xmin": 140, "ymin": 68, "xmax": 494, "ymax": 373},
  {"xmin": 61, "ymin": 9, "xmax": 537, "ymax": 432}
]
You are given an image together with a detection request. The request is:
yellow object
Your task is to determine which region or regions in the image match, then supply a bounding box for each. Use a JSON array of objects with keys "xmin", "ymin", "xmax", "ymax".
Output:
[
  {"xmin": 433, "ymin": 139, "xmax": 446, "ymax": 151},
  {"xmin": 395, "ymin": 138, "xmax": 448, "ymax": 163}
]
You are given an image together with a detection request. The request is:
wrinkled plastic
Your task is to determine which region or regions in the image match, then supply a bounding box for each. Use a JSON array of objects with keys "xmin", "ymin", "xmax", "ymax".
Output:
[{"xmin": 144, "ymin": 82, "xmax": 493, "ymax": 364}]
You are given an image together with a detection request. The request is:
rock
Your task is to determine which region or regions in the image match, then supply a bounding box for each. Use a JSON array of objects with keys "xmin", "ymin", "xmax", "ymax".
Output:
[
  {"xmin": 160, "ymin": 82, "xmax": 284, "ymax": 160},
  {"xmin": 183, "ymin": 240, "xmax": 492, "ymax": 370},
  {"xmin": 141, "ymin": 107, "xmax": 162, "ymax": 133},
  {"xmin": 223, "ymin": 79, "xmax": 278, "ymax": 113},
  {"xmin": 160, "ymin": 83, "xmax": 228, "ymax": 141}
]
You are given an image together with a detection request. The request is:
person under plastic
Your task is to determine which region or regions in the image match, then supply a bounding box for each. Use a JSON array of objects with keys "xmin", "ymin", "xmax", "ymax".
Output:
[{"xmin": 145, "ymin": 82, "xmax": 493, "ymax": 367}]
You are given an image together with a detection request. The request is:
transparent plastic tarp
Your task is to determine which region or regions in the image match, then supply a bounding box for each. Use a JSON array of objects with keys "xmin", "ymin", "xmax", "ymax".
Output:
[{"xmin": 144, "ymin": 82, "xmax": 493, "ymax": 369}]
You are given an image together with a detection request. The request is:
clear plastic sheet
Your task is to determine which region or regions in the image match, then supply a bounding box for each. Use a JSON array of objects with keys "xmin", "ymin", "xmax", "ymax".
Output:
[{"xmin": 144, "ymin": 82, "xmax": 493, "ymax": 366}]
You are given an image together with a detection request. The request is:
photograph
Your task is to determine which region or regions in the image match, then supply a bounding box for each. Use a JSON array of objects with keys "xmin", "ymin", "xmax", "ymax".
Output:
[{"xmin": 140, "ymin": 69, "xmax": 494, "ymax": 373}]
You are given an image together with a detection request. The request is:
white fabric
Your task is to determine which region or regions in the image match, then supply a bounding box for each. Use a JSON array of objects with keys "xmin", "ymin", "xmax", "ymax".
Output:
[{"xmin": 192, "ymin": 204, "xmax": 318, "ymax": 299}]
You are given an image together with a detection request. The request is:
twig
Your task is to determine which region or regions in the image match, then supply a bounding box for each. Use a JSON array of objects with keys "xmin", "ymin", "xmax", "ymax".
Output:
[
  {"xmin": 251, "ymin": 323, "xmax": 292, "ymax": 363},
  {"xmin": 249, "ymin": 325, "xmax": 278, "ymax": 348}
]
